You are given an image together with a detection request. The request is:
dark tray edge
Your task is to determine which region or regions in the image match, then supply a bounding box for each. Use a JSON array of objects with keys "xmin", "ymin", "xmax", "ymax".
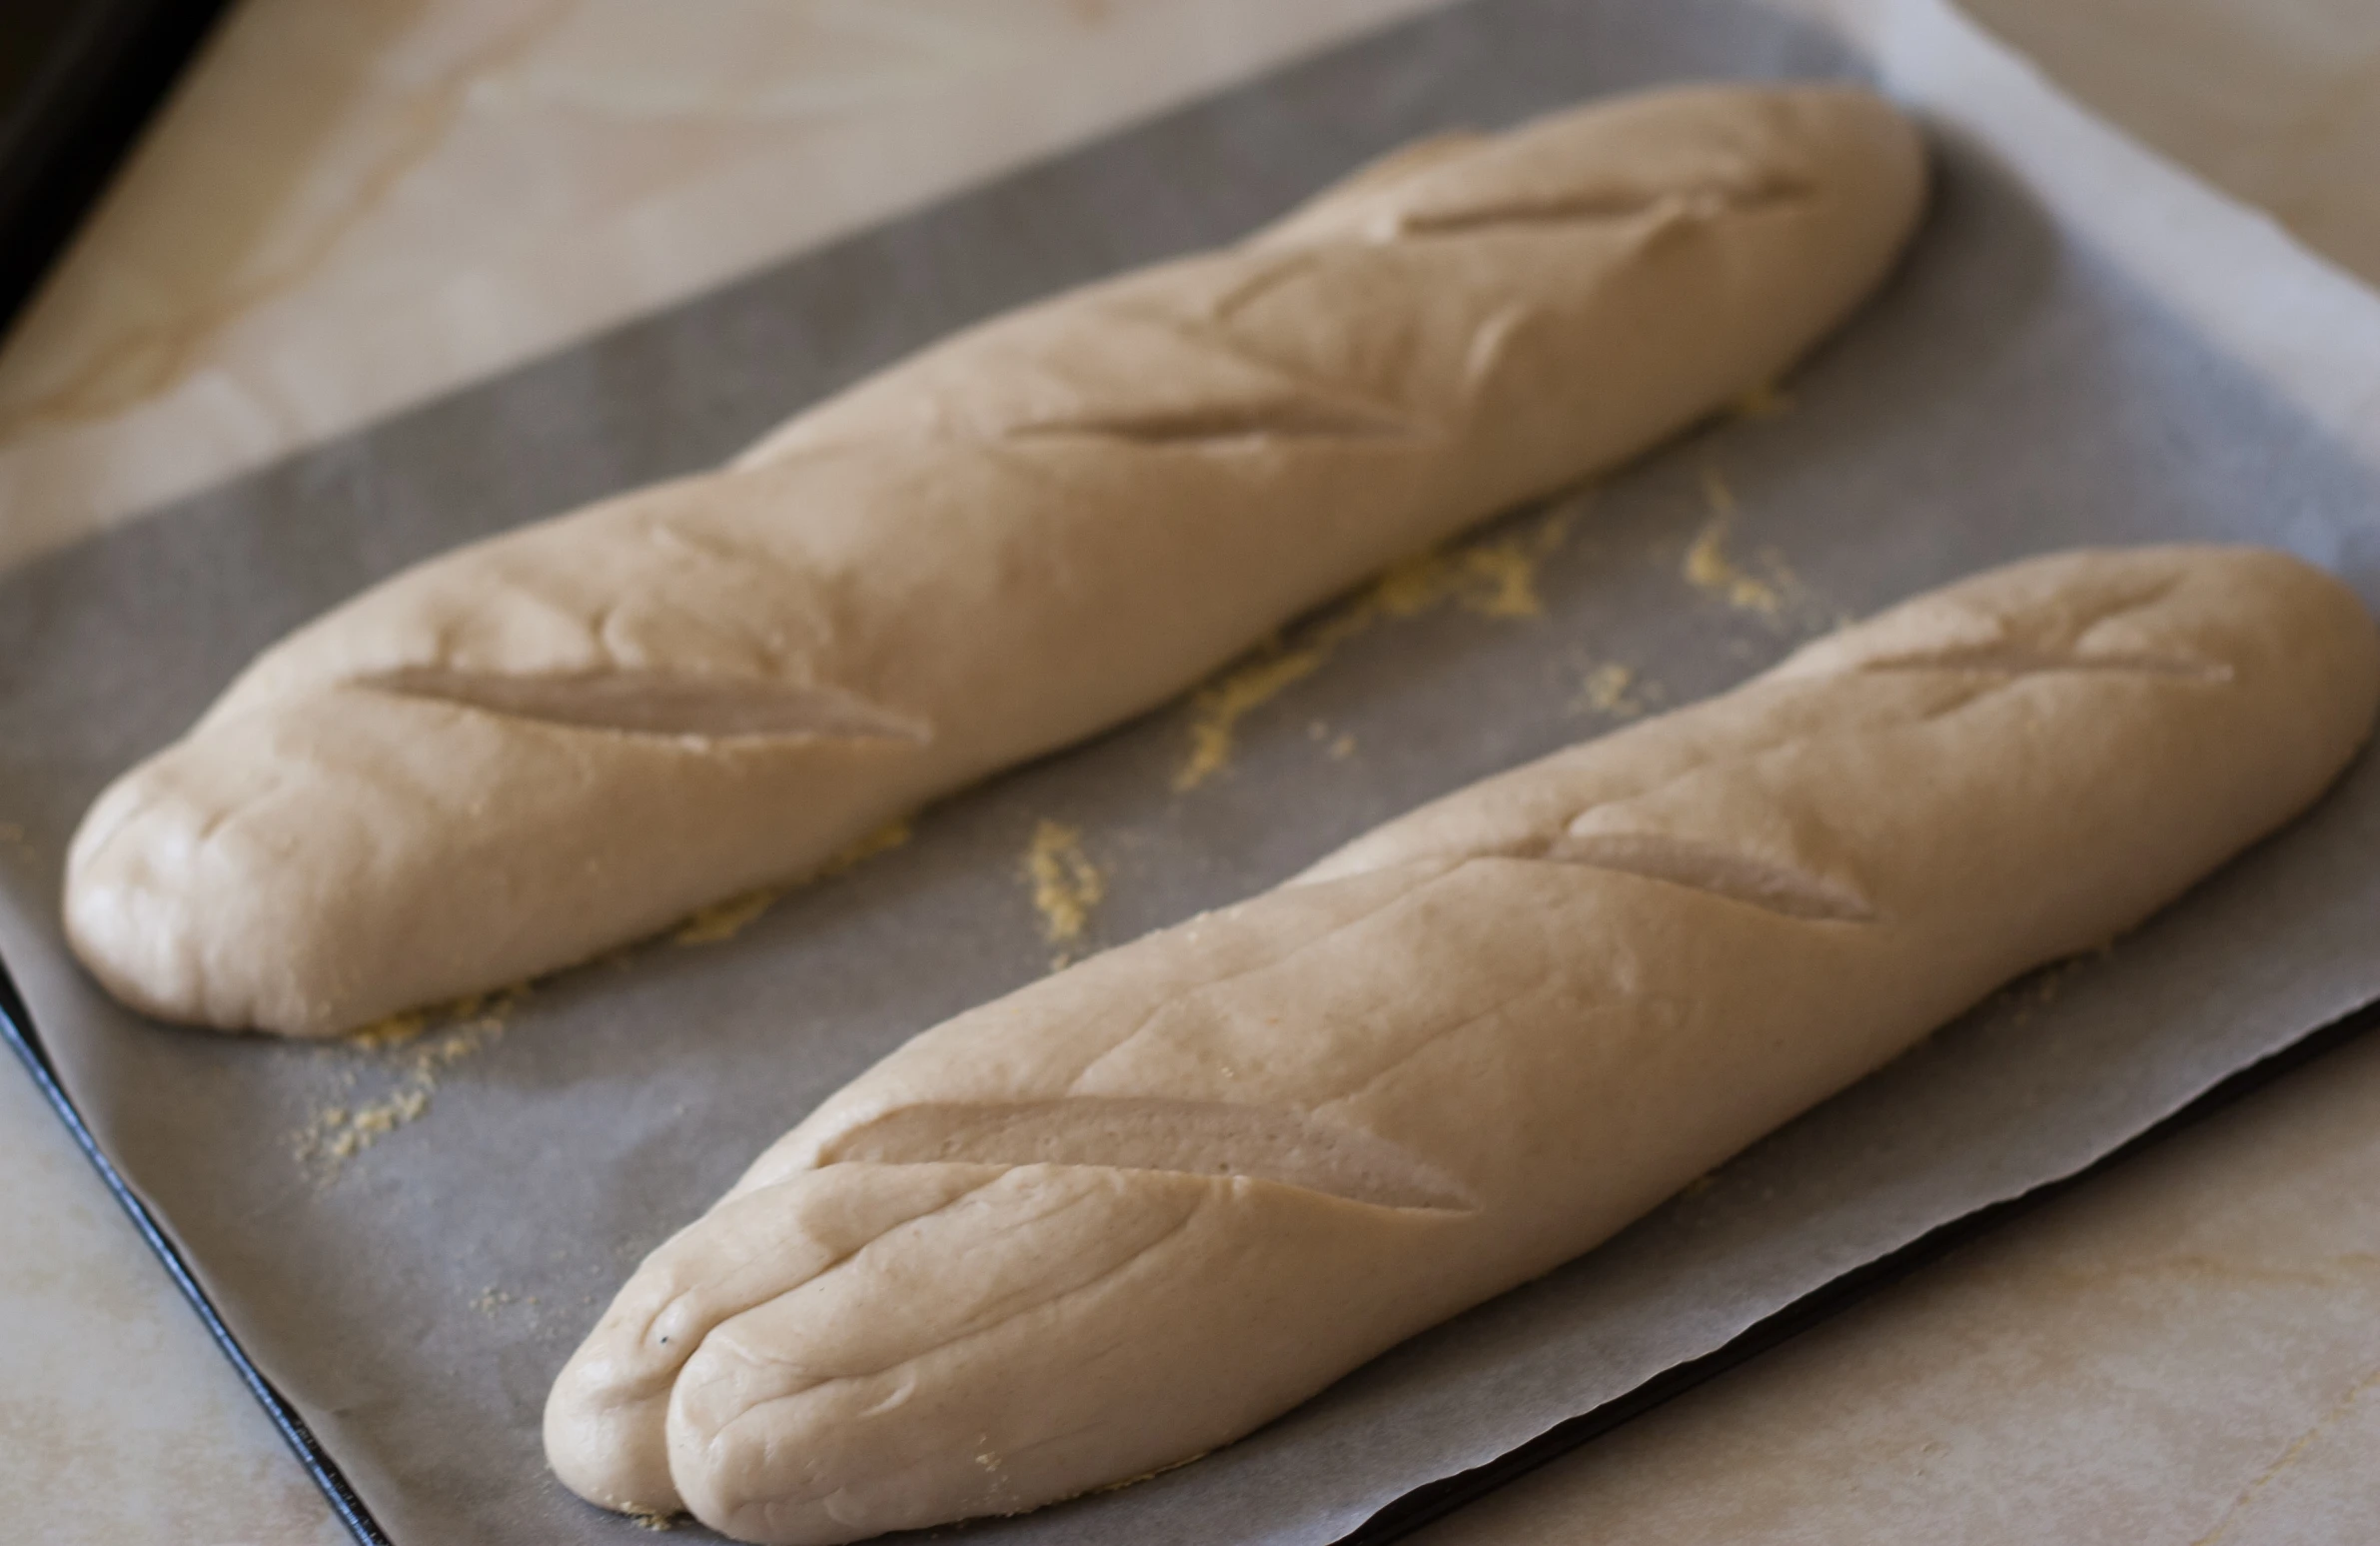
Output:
[
  {"xmin": 0, "ymin": 0, "xmax": 238, "ymax": 345},
  {"xmin": 0, "ymin": 951, "xmax": 394, "ymax": 1546}
]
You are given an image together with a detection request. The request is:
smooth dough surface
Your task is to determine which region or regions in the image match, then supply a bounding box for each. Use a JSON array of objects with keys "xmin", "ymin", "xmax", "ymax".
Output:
[
  {"xmin": 64, "ymin": 83, "xmax": 1925, "ymax": 1035},
  {"xmin": 544, "ymin": 545, "xmax": 2380, "ymax": 1543}
]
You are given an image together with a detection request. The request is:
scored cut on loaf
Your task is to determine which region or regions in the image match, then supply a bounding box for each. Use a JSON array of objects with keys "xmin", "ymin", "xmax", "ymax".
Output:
[
  {"xmin": 63, "ymin": 82, "xmax": 1926, "ymax": 1036},
  {"xmin": 544, "ymin": 545, "xmax": 2379, "ymax": 1545}
]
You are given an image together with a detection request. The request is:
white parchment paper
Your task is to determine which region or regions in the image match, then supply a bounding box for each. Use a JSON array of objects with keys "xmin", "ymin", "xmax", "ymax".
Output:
[{"xmin": 2, "ymin": 1, "xmax": 2378, "ymax": 1543}]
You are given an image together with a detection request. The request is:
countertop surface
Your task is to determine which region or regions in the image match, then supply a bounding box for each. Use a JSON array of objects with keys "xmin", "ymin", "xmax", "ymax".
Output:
[{"xmin": 3, "ymin": 2, "xmax": 2376, "ymax": 1542}]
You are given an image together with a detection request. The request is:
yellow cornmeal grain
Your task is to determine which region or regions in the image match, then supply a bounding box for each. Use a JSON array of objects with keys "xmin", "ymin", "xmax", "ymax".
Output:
[
  {"xmin": 1174, "ymin": 499, "xmax": 1580, "ymax": 789},
  {"xmin": 1574, "ymin": 662, "xmax": 1649, "ymax": 719},
  {"xmin": 1684, "ymin": 467, "xmax": 1786, "ymax": 618},
  {"xmin": 297, "ymin": 817, "xmax": 922, "ymax": 1181},
  {"xmin": 672, "ymin": 888, "xmax": 779, "ymax": 947},
  {"xmin": 1374, "ymin": 498, "xmax": 1575, "ymax": 622},
  {"xmin": 1024, "ymin": 820, "xmax": 1105, "ymax": 954},
  {"xmin": 344, "ymin": 983, "xmax": 521, "ymax": 1049},
  {"xmin": 1450, "ymin": 537, "xmax": 1545, "ymax": 619},
  {"xmin": 671, "ymin": 814, "xmax": 914, "ymax": 945},
  {"xmin": 1175, "ymin": 648, "xmax": 1331, "ymax": 790},
  {"xmin": 296, "ymin": 992, "xmax": 522, "ymax": 1181},
  {"xmin": 346, "ymin": 1008, "xmax": 429, "ymax": 1050},
  {"xmin": 821, "ymin": 814, "xmax": 916, "ymax": 878},
  {"xmin": 295, "ymin": 1085, "xmax": 426, "ymax": 1168}
]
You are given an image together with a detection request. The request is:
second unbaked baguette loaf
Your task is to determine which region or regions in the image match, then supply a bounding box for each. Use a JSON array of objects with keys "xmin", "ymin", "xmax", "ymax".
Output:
[
  {"xmin": 544, "ymin": 545, "xmax": 2378, "ymax": 1544},
  {"xmin": 64, "ymin": 83, "xmax": 1924, "ymax": 1035}
]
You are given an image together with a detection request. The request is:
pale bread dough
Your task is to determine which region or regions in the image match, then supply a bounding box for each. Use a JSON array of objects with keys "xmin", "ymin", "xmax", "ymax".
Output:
[
  {"xmin": 63, "ymin": 84, "xmax": 1925, "ymax": 1035},
  {"xmin": 542, "ymin": 545, "xmax": 2380, "ymax": 1544}
]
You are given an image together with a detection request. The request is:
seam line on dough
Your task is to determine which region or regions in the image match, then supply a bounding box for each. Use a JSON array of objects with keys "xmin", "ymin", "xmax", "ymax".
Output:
[
  {"xmin": 1308, "ymin": 980, "xmax": 1544, "ymax": 1111},
  {"xmin": 646, "ymin": 1176, "xmax": 1009, "ymax": 1363},
  {"xmin": 1061, "ymin": 878, "xmax": 1444, "ymax": 1093},
  {"xmin": 702, "ymin": 1200, "xmax": 1212, "ymax": 1467}
]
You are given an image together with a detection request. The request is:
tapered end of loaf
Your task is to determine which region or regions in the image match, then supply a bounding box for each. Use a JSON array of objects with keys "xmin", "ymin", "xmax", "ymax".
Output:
[
  {"xmin": 1770, "ymin": 544, "xmax": 2380, "ymax": 776},
  {"xmin": 62, "ymin": 675, "xmax": 928, "ymax": 1036},
  {"xmin": 63, "ymin": 754, "xmax": 350, "ymax": 1037},
  {"xmin": 1260, "ymin": 79, "xmax": 1928, "ymax": 299},
  {"xmin": 544, "ymin": 1335, "xmax": 685, "ymax": 1523}
]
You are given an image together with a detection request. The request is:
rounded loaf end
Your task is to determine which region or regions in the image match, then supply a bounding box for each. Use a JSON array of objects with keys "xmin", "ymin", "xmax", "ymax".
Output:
[
  {"xmin": 65, "ymin": 745, "xmax": 366, "ymax": 1037},
  {"xmin": 544, "ymin": 1327, "xmax": 685, "ymax": 1523}
]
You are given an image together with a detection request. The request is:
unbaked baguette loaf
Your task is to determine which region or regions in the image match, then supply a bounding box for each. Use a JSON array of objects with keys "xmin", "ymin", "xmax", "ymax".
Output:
[
  {"xmin": 545, "ymin": 546, "xmax": 2377, "ymax": 1544},
  {"xmin": 63, "ymin": 83, "xmax": 1924, "ymax": 1036}
]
